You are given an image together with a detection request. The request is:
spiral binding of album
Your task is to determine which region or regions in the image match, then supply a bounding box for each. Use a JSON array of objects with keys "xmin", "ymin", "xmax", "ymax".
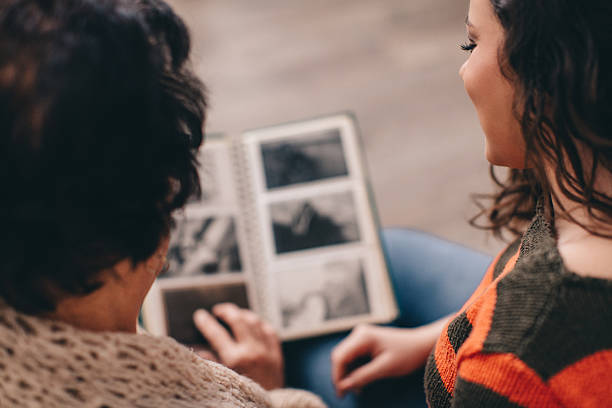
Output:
[{"xmin": 230, "ymin": 137, "xmax": 276, "ymax": 327}]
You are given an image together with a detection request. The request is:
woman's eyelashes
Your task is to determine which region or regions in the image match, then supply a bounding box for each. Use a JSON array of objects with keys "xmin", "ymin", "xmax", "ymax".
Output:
[{"xmin": 460, "ymin": 40, "xmax": 477, "ymax": 53}]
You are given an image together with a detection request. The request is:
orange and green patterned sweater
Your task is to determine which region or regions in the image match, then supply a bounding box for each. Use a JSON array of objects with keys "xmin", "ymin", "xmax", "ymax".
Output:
[{"xmin": 424, "ymin": 213, "xmax": 612, "ymax": 407}]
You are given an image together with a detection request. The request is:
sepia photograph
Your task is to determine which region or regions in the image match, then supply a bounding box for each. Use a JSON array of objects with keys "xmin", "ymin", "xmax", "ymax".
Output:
[
  {"xmin": 162, "ymin": 214, "xmax": 242, "ymax": 277},
  {"xmin": 269, "ymin": 191, "xmax": 361, "ymax": 254},
  {"xmin": 278, "ymin": 259, "xmax": 370, "ymax": 330},
  {"xmin": 260, "ymin": 128, "xmax": 349, "ymax": 190},
  {"xmin": 162, "ymin": 282, "xmax": 250, "ymax": 345}
]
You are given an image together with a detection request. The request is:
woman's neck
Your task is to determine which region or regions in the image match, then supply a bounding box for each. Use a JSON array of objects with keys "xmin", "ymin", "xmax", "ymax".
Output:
[
  {"xmin": 45, "ymin": 258, "xmax": 154, "ymax": 333},
  {"xmin": 552, "ymin": 190, "xmax": 612, "ymax": 280},
  {"xmin": 45, "ymin": 239, "xmax": 166, "ymax": 333},
  {"xmin": 47, "ymin": 287, "xmax": 139, "ymax": 333}
]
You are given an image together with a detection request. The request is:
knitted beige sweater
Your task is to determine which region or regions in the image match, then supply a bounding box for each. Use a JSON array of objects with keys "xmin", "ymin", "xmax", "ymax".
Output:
[{"xmin": 0, "ymin": 305, "xmax": 325, "ymax": 408}]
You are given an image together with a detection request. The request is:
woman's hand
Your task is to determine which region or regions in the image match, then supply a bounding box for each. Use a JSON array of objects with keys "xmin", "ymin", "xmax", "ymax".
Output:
[
  {"xmin": 331, "ymin": 319, "xmax": 449, "ymax": 397},
  {"xmin": 193, "ymin": 303, "xmax": 284, "ymax": 390}
]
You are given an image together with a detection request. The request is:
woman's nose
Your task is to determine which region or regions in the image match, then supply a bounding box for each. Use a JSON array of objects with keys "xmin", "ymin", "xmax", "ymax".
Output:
[{"xmin": 459, "ymin": 60, "xmax": 467, "ymax": 79}]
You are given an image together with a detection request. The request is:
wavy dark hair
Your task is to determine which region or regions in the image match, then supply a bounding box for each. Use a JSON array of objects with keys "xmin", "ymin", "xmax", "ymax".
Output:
[
  {"xmin": 0, "ymin": 0, "xmax": 207, "ymax": 313},
  {"xmin": 471, "ymin": 0, "xmax": 612, "ymax": 239}
]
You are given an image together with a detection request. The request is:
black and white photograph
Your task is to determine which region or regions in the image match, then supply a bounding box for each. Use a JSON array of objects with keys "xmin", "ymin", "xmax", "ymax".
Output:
[
  {"xmin": 278, "ymin": 259, "xmax": 370, "ymax": 330},
  {"xmin": 162, "ymin": 215, "xmax": 243, "ymax": 277},
  {"xmin": 260, "ymin": 128, "xmax": 349, "ymax": 190},
  {"xmin": 162, "ymin": 283, "xmax": 250, "ymax": 345},
  {"xmin": 269, "ymin": 191, "xmax": 361, "ymax": 254}
]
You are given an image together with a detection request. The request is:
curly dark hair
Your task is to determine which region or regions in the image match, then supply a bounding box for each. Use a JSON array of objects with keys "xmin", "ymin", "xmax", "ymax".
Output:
[
  {"xmin": 471, "ymin": 0, "xmax": 612, "ymax": 239},
  {"xmin": 0, "ymin": 0, "xmax": 207, "ymax": 313}
]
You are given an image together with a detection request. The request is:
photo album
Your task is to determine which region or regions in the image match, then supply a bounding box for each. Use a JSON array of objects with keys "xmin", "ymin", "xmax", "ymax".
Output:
[{"xmin": 141, "ymin": 113, "xmax": 398, "ymax": 343}]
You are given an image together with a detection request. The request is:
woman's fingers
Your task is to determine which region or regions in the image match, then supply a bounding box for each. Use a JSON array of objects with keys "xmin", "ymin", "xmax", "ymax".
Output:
[
  {"xmin": 336, "ymin": 353, "xmax": 393, "ymax": 395},
  {"xmin": 213, "ymin": 303, "xmax": 265, "ymax": 342},
  {"xmin": 193, "ymin": 309, "xmax": 236, "ymax": 359},
  {"xmin": 330, "ymin": 325, "xmax": 375, "ymax": 386},
  {"xmin": 195, "ymin": 304, "xmax": 284, "ymax": 390},
  {"xmin": 193, "ymin": 347, "xmax": 219, "ymax": 363}
]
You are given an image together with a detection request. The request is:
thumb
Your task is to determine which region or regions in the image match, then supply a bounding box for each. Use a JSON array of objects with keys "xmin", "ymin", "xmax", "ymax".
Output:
[
  {"xmin": 336, "ymin": 353, "xmax": 394, "ymax": 394},
  {"xmin": 331, "ymin": 334, "xmax": 374, "ymax": 386}
]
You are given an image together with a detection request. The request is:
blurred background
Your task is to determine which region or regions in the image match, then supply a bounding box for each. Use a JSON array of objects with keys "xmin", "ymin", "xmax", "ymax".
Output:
[{"xmin": 167, "ymin": 0, "xmax": 506, "ymax": 255}]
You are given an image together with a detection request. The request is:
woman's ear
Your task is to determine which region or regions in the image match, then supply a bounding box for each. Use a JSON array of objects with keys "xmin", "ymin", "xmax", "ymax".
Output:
[{"xmin": 145, "ymin": 236, "xmax": 170, "ymax": 277}]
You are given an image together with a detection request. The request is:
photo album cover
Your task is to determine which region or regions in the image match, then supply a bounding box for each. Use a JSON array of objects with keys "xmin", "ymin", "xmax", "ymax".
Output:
[{"xmin": 141, "ymin": 113, "xmax": 398, "ymax": 343}]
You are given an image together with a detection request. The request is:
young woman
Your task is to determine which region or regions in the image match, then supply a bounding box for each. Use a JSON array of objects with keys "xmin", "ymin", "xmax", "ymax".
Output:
[{"xmin": 329, "ymin": 0, "xmax": 612, "ymax": 406}]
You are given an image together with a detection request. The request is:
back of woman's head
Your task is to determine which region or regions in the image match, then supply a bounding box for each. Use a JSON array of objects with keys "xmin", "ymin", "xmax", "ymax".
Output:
[
  {"xmin": 474, "ymin": 0, "xmax": 612, "ymax": 237},
  {"xmin": 0, "ymin": 0, "xmax": 207, "ymax": 313}
]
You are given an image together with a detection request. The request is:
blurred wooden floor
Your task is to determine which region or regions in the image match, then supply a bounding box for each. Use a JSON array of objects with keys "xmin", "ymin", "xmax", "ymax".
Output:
[{"xmin": 168, "ymin": 0, "xmax": 507, "ymax": 255}]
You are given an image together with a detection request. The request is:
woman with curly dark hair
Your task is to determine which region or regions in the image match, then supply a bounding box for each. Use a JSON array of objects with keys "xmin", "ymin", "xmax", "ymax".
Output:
[
  {"xmin": 329, "ymin": 0, "xmax": 612, "ymax": 406},
  {"xmin": 0, "ymin": 0, "xmax": 324, "ymax": 406}
]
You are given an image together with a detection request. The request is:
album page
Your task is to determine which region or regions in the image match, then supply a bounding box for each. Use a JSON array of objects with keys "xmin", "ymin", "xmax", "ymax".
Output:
[{"xmin": 239, "ymin": 113, "xmax": 398, "ymax": 340}]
